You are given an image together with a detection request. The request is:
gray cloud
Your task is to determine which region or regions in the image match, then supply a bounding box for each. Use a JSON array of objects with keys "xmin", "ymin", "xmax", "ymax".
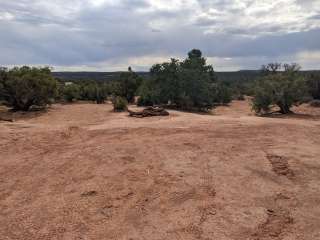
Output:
[{"xmin": 0, "ymin": 0, "xmax": 320, "ymax": 71}]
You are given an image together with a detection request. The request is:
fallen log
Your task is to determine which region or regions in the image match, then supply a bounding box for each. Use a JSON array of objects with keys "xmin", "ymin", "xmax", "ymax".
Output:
[
  {"xmin": 128, "ymin": 106, "xmax": 169, "ymax": 118},
  {"xmin": 0, "ymin": 117, "xmax": 14, "ymax": 122}
]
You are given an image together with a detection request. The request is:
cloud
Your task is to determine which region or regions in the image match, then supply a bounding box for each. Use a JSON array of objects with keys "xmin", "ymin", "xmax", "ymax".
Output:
[{"xmin": 0, "ymin": 0, "xmax": 319, "ymax": 71}]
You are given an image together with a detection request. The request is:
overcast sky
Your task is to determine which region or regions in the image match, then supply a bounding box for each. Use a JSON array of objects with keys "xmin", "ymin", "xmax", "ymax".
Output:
[{"xmin": 0, "ymin": 0, "xmax": 320, "ymax": 71}]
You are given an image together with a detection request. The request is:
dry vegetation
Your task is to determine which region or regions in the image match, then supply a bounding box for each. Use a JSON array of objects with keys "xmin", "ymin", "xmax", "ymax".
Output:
[{"xmin": 1, "ymin": 100, "xmax": 320, "ymax": 239}]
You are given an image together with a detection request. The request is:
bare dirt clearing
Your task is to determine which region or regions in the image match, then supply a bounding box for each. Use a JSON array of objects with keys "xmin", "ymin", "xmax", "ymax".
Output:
[{"xmin": 1, "ymin": 101, "xmax": 320, "ymax": 240}]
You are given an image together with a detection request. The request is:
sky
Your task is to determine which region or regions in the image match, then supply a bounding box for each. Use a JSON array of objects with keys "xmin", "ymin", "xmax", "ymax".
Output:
[{"xmin": 0, "ymin": 0, "xmax": 320, "ymax": 71}]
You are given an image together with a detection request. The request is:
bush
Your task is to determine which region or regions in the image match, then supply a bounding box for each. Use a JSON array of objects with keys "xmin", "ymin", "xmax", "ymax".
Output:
[
  {"xmin": 79, "ymin": 82, "xmax": 98, "ymax": 101},
  {"xmin": 0, "ymin": 67, "xmax": 7, "ymax": 102},
  {"xmin": 79, "ymin": 82, "xmax": 107, "ymax": 103},
  {"xmin": 215, "ymin": 83, "xmax": 232, "ymax": 104},
  {"xmin": 112, "ymin": 67, "xmax": 142, "ymax": 103},
  {"xmin": 251, "ymin": 82, "xmax": 273, "ymax": 114},
  {"xmin": 112, "ymin": 96, "xmax": 128, "ymax": 112},
  {"xmin": 252, "ymin": 63, "xmax": 308, "ymax": 114},
  {"xmin": 137, "ymin": 95, "xmax": 154, "ymax": 106},
  {"xmin": 136, "ymin": 50, "xmax": 235, "ymax": 111},
  {"xmin": 0, "ymin": 66, "xmax": 58, "ymax": 111},
  {"xmin": 137, "ymin": 79, "xmax": 158, "ymax": 106},
  {"xmin": 94, "ymin": 87, "xmax": 106, "ymax": 104},
  {"xmin": 56, "ymin": 80, "xmax": 109, "ymax": 104},
  {"xmin": 307, "ymin": 73, "xmax": 320, "ymax": 100},
  {"xmin": 63, "ymin": 83, "xmax": 80, "ymax": 102}
]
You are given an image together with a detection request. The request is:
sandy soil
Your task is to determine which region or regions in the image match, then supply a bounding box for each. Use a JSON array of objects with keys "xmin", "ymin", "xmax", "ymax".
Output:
[{"xmin": 1, "ymin": 100, "xmax": 320, "ymax": 240}]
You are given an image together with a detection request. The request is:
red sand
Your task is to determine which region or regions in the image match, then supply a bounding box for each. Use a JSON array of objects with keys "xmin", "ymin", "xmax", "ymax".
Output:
[{"xmin": 1, "ymin": 100, "xmax": 320, "ymax": 239}]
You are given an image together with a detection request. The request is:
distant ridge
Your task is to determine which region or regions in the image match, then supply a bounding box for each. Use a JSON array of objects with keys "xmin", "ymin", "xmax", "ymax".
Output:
[{"xmin": 52, "ymin": 71, "xmax": 150, "ymax": 81}]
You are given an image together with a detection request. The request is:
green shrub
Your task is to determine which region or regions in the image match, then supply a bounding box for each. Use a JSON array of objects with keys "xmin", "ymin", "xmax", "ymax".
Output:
[
  {"xmin": 137, "ymin": 95, "xmax": 154, "ymax": 106},
  {"xmin": 252, "ymin": 63, "xmax": 308, "ymax": 114},
  {"xmin": 0, "ymin": 67, "xmax": 7, "ymax": 102},
  {"xmin": 112, "ymin": 96, "xmax": 128, "ymax": 112},
  {"xmin": 307, "ymin": 73, "xmax": 320, "ymax": 100},
  {"xmin": 0, "ymin": 66, "xmax": 58, "ymax": 111},
  {"xmin": 95, "ymin": 87, "xmax": 106, "ymax": 104},
  {"xmin": 136, "ymin": 79, "xmax": 158, "ymax": 106},
  {"xmin": 215, "ymin": 83, "xmax": 232, "ymax": 104},
  {"xmin": 136, "ymin": 50, "xmax": 235, "ymax": 111},
  {"xmin": 80, "ymin": 83, "xmax": 98, "ymax": 101},
  {"xmin": 112, "ymin": 67, "xmax": 142, "ymax": 103},
  {"xmin": 63, "ymin": 84, "xmax": 80, "ymax": 102},
  {"xmin": 146, "ymin": 50, "xmax": 218, "ymax": 111},
  {"xmin": 252, "ymin": 82, "xmax": 273, "ymax": 114},
  {"xmin": 79, "ymin": 82, "xmax": 106, "ymax": 103},
  {"xmin": 56, "ymin": 80, "xmax": 109, "ymax": 104}
]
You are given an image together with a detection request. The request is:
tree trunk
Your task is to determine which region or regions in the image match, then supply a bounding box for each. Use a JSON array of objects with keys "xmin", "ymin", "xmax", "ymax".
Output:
[
  {"xmin": 13, "ymin": 99, "xmax": 33, "ymax": 111},
  {"xmin": 279, "ymin": 103, "xmax": 291, "ymax": 114}
]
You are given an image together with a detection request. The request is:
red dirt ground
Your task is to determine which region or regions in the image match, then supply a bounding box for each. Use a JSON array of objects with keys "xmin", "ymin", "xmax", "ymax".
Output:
[{"xmin": 1, "ymin": 100, "xmax": 320, "ymax": 240}]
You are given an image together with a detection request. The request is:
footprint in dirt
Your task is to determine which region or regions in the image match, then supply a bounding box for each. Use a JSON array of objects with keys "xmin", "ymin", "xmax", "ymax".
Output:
[
  {"xmin": 249, "ymin": 192, "xmax": 296, "ymax": 240},
  {"xmin": 267, "ymin": 154, "xmax": 295, "ymax": 179},
  {"xmin": 121, "ymin": 156, "xmax": 136, "ymax": 164},
  {"xmin": 81, "ymin": 190, "xmax": 98, "ymax": 197},
  {"xmin": 251, "ymin": 207, "xmax": 293, "ymax": 240}
]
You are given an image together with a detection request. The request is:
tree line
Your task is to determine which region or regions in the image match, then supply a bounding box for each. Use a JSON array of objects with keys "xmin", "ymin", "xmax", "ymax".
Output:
[{"xmin": 1, "ymin": 49, "xmax": 320, "ymax": 113}]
